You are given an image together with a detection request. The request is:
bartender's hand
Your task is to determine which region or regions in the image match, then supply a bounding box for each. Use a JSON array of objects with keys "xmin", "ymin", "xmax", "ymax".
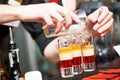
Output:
[
  {"xmin": 0, "ymin": 2, "xmax": 79, "ymax": 33},
  {"xmin": 19, "ymin": 3, "xmax": 80, "ymax": 33},
  {"xmin": 86, "ymin": 6, "xmax": 113, "ymax": 36},
  {"xmin": 44, "ymin": 6, "xmax": 114, "ymax": 63}
]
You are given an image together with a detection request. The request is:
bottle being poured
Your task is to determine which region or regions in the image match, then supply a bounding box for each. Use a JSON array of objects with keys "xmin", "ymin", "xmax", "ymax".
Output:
[
  {"xmin": 44, "ymin": 8, "xmax": 87, "ymax": 38},
  {"xmin": 44, "ymin": 0, "xmax": 93, "ymax": 46}
]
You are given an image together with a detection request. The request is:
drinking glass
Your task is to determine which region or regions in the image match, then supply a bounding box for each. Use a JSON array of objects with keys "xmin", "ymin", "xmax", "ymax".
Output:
[
  {"xmin": 58, "ymin": 36, "xmax": 74, "ymax": 78},
  {"xmin": 69, "ymin": 34, "xmax": 83, "ymax": 75},
  {"xmin": 82, "ymin": 37, "xmax": 96, "ymax": 72}
]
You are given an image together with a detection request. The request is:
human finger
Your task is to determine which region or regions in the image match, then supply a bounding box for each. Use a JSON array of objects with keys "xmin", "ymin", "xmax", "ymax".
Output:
[
  {"xmin": 100, "ymin": 25, "xmax": 112, "ymax": 36},
  {"xmin": 50, "ymin": 10, "xmax": 65, "ymax": 23},
  {"xmin": 70, "ymin": 11, "xmax": 81, "ymax": 24},
  {"xmin": 56, "ymin": 9, "xmax": 72, "ymax": 29},
  {"xmin": 98, "ymin": 18, "xmax": 113, "ymax": 34},
  {"xmin": 57, "ymin": 6, "xmax": 80, "ymax": 29},
  {"xmin": 97, "ymin": 6, "xmax": 109, "ymax": 23},
  {"xmin": 93, "ymin": 11, "xmax": 113, "ymax": 30},
  {"xmin": 87, "ymin": 9, "xmax": 100, "ymax": 23},
  {"xmin": 42, "ymin": 24, "xmax": 51, "ymax": 30},
  {"xmin": 42, "ymin": 14, "xmax": 53, "ymax": 29},
  {"xmin": 54, "ymin": 20, "xmax": 64, "ymax": 34}
]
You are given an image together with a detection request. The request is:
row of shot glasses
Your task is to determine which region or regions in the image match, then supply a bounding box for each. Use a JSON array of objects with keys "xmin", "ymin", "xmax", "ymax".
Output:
[{"xmin": 58, "ymin": 34, "xmax": 96, "ymax": 78}]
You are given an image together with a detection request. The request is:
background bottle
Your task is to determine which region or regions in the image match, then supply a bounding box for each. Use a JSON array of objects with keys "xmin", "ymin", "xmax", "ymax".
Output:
[{"xmin": 8, "ymin": 27, "xmax": 24, "ymax": 80}]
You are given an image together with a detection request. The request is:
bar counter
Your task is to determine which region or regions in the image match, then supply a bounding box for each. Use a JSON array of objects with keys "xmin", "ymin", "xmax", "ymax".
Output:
[{"xmin": 45, "ymin": 57, "xmax": 120, "ymax": 80}]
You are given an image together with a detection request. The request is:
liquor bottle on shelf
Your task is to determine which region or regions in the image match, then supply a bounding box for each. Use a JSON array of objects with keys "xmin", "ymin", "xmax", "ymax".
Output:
[
  {"xmin": 0, "ymin": 54, "xmax": 8, "ymax": 80},
  {"xmin": 8, "ymin": 27, "xmax": 24, "ymax": 80}
]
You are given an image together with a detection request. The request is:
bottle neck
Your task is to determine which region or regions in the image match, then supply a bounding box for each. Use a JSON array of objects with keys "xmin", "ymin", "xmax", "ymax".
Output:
[
  {"xmin": 12, "ymin": 61, "xmax": 21, "ymax": 72},
  {"xmin": 8, "ymin": 27, "xmax": 24, "ymax": 80},
  {"xmin": 8, "ymin": 43, "xmax": 16, "ymax": 50}
]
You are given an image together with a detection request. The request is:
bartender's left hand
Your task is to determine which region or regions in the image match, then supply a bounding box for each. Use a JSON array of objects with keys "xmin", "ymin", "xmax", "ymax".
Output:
[{"xmin": 86, "ymin": 6, "xmax": 113, "ymax": 36}]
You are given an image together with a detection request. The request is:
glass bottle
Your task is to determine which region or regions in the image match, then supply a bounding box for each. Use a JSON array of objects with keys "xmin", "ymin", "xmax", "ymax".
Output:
[
  {"xmin": 8, "ymin": 27, "xmax": 24, "ymax": 80},
  {"xmin": 44, "ymin": 9, "xmax": 87, "ymax": 38},
  {"xmin": 9, "ymin": 51, "xmax": 24, "ymax": 80}
]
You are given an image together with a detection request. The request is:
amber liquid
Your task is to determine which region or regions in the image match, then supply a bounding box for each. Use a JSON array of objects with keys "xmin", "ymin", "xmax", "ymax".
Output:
[
  {"xmin": 58, "ymin": 46, "xmax": 74, "ymax": 78},
  {"xmin": 71, "ymin": 45, "xmax": 82, "ymax": 66},
  {"xmin": 82, "ymin": 45, "xmax": 96, "ymax": 72},
  {"xmin": 82, "ymin": 45, "xmax": 95, "ymax": 63},
  {"xmin": 59, "ymin": 47, "xmax": 73, "ymax": 68},
  {"xmin": 70, "ymin": 44, "xmax": 83, "ymax": 75}
]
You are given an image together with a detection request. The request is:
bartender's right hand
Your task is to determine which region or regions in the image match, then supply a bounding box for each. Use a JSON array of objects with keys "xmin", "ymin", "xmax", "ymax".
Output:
[
  {"xmin": 20, "ymin": 3, "xmax": 80, "ymax": 33},
  {"xmin": 86, "ymin": 6, "xmax": 113, "ymax": 36}
]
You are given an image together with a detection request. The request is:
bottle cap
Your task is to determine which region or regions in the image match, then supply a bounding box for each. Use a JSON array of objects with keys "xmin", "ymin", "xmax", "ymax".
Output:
[{"xmin": 25, "ymin": 71, "xmax": 42, "ymax": 80}]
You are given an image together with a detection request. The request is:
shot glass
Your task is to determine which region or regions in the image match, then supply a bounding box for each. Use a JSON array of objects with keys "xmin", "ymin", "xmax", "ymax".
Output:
[
  {"xmin": 58, "ymin": 36, "xmax": 74, "ymax": 78},
  {"xmin": 69, "ymin": 34, "xmax": 83, "ymax": 75},
  {"xmin": 82, "ymin": 37, "xmax": 96, "ymax": 72}
]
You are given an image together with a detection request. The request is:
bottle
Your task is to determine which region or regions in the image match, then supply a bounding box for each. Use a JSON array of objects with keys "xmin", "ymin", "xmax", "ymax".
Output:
[
  {"xmin": 8, "ymin": 27, "xmax": 24, "ymax": 80},
  {"xmin": 44, "ymin": 8, "xmax": 87, "ymax": 38},
  {"xmin": 0, "ymin": 54, "xmax": 8, "ymax": 80},
  {"xmin": 9, "ymin": 51, "xmax": 24, "ymax": 80}
]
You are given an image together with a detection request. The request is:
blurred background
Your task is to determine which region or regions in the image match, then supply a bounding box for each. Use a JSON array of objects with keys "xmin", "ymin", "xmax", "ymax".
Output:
[{"xmin": 12, "ymin": 0, "xmax": 120, "ymax": 80}]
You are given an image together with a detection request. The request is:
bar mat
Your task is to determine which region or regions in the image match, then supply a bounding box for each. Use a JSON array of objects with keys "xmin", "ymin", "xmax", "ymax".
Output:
[
  {"xmin": 82, "ymin": 68, "xmax": 120, "ymax": 80},
  {"xmin": 46, "ymin": 67, "xmax": 120, "ymax": 80}
]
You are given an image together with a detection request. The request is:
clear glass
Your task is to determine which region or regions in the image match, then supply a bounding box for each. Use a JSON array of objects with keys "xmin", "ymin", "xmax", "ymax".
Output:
[
  {"xmin": 58, "ymin": 36, "xmax": 74, "ymax": 78},
  {"xmin": 82, "ymin": 37, "xmax": 96, "ymax": 72},
  {"xmin": 44, "ymin": 9, "xmax": 87, "ymax": 38},
  {"xmin": 69, "ymin": 34, "xmax": 83, "ymax": 75}
]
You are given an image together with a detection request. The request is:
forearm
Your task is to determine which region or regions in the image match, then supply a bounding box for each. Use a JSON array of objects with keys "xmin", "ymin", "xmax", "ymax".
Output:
[
  {"xmin": 61, "ymin": 0, "xmax": 76, "ymax": 11},
  {"xmin": 0, "ymin": 3, "xmax": 80, "ymax": 34},
  {"xmin": 44, "ymin": 37, "xmax": 60, "ymax": 63},
  {"xmin": 0, "ymin": 4, "xmax": 22, "ymax": 23},
  {"xmin": 0, "ymin": 4, "xmax": 42, "ymax": 23}
]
